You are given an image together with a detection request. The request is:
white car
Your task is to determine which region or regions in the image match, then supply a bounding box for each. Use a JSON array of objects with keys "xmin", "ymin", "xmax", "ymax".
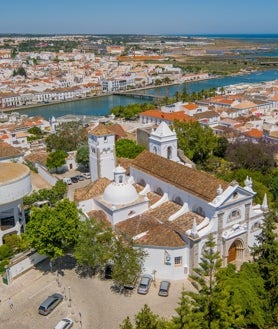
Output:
[
  {"xmin": 54, "ymin": 317, "xmax": 73, "ymax": 329},
  {"xmin": 82, "ymin": 172, "xmax": 91, "ymax": 179}
]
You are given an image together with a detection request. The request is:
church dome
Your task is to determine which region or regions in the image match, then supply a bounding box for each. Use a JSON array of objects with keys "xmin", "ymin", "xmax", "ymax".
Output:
[{"xmin": 103, "ymin": 181, "xmax": 138, "ymax": 205}]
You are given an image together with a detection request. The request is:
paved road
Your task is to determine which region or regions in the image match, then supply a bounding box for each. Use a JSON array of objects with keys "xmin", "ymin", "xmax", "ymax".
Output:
[{"xmin": 0, "ymin": 258, "xmax": 193, "ymax": 329}]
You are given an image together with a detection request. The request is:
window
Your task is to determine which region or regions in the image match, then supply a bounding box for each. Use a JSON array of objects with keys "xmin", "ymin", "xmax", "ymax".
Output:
[
  {"xmin": 174, "ymin": 256, "xmax": 182, "ymax": 266},
  {"xmin": 104, "ymin": 136, "xmax": 108, "ymax": 143},
  {"xmin": 228, "ymin": 209, "xmax": 241, "ymax": 222},
  {"xmin": 91, "ymin": 146, "xmax": 95, "ymax": 153}
]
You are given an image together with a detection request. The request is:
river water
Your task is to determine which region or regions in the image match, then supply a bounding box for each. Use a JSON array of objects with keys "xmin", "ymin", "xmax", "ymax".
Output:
[{"xmin": 14, "ymin": 69, "xmax": 278, "ymax": 119}]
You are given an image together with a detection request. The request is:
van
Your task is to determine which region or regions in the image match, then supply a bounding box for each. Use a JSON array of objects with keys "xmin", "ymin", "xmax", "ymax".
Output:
[
  {"xmin": 38, "ymin": 293, "xmax": 63, "ymax": 315},
  {"xmin": 62, "ymin": 177, "xmax": 72, "ymax": 185}
]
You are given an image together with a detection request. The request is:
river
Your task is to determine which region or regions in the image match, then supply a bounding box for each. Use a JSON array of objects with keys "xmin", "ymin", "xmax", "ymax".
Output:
[{"xmin": 12, "ymin": 69, "xmax": 278, "ymax": 119}]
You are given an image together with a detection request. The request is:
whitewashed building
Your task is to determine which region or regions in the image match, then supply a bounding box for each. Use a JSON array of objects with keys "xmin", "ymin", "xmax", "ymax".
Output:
[{"xmin": 78, "ymin": 122, "xmax": 266, "ymax": 280}]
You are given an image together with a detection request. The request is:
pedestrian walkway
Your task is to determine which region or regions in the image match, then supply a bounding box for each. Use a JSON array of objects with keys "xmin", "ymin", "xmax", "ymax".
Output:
[{"xmin": 0, "ymin": 266, "xmax": 44, "ymax": 303}]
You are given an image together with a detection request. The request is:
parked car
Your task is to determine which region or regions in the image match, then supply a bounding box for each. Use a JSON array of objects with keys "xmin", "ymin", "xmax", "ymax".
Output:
[
  {"xmin": 82, "ymin": 172, "xmax": 91, "ymax": 179},
  {"xmin": 54, "ymin": 317, "xmax": 73, "ymax": 329},
  {"xmin": 158, "ymin": 280, "xmax": 171, "ymax": 297},
  {"xmin": 62, "ymin": 177, "xmax": 72, "ymax": 185},
  {"xmin": 71, "ymin": 176, "xmax": 79, "ymax": 183},
  {"xmin": 75, "ymin": 175, "xmax": 85, "ymax": 181},
  {"xmin": 38, "ymin": 293, "xmax": 63, "ymax": 315},
  {"xmin": 137, "ymin": 274, "xmax": 153, "ymax": 294}
]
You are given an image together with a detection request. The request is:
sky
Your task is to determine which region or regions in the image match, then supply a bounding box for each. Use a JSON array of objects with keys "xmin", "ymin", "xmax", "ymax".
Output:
[{"xmin": 1, "ymin": 0, "xmax": 278, "ymax": 35}]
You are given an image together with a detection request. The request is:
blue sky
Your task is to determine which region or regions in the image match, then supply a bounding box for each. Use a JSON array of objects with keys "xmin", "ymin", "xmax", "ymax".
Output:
[{"xmin": 1, "ymin": 0, "xmax": 278, "ymax": 35}]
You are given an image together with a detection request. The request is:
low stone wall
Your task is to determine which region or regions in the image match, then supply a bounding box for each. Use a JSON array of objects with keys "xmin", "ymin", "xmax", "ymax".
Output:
[
  {"xmin": 4, "ymin": 249, "xmax": 47, "ymax": 284},
  {"xmin": 36, "ymin": 163, "xmax": 58, "ymax": 186}
]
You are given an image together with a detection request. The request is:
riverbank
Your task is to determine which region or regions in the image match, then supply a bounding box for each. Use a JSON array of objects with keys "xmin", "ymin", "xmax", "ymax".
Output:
[
  {"xmin": 3, "ymin": 69, "xmax": 277, "ymax": 119},
  {"xmin": 0, "ymin": 74, "xmax": 220, "ymax": 114}
]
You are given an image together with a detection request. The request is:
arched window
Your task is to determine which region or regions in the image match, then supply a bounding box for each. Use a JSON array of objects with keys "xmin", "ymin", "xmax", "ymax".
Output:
[
  {"xmin": 155, "ymin": 187, "xmax": 164, "ymax": 196},
  {"xmin": 167, "ymin": 146, "xmax": 172, "ymax": 159},
  {"xmin": 174, "ymin": 196, "xmax": 183, "ymax": 206},
  {"xmin": 153, "ymin": 146, "xmax": 157, "ymax": 154},
  {"xmin": 119, "ymin": 175, "xmax": 123, "ymax": 183},
  {"xmin": 194, "ymin": 206, "xmax": 205, "ymax": 217}
]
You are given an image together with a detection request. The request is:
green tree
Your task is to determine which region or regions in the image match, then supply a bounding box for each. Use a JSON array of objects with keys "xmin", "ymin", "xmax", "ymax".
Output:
[
  {"xmin": 45, "ymin": 122, "xmax": 88, "ymax": 152},
  {"xmin": 46, "ymin": 150, "xmax": 67, "ymax": 172},
  {"xmin": 213, "ymin": 136, "xmax": 229, "ymax": 158},
  {"xmin": 4, "ymin": 234, "xmax": 29, "ymax": 254},
  {"xmin": 76, "ymin": 144, "xmax": 89, "ymax": 168},
  {"xmin": 173, "ymin": 120, "xmax": 217, "ymax": 164},
  {"xmin": 225, "ymin": 140, "xmax": 275, "ymax": 174},
  {"xmin": 25, "ymin": 199, "xmax": 81, "ymax": 259},
  {"xmin": 116, "ymin": 139, "xmax": 145, "ymax": 159},
  {"xmin": 74, "ymin": 219, "xmax": 115, "ymax": 271},
  {"xmin": 120, "ymin": 304, "xmax": 172, "ymax": 329},
  {"xmin": 252, "ymin": 211, "xmax": 278, "ymax": 325},
  {"xmin": 112, "ymin": 239, "xmax": 146, "ymax": 289},
  {"xmin": 23, "ymin": 180, "xmax": 67, "ymax": 208},
  {"xmin": 174, "ymin": 234, "xmax": 243, "ymax": 329},
  {"xmin": 217, "ymin": 262, "xmax": 267, "ymax": 329}
]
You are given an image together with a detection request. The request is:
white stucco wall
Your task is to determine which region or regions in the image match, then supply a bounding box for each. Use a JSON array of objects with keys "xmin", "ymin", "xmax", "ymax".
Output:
[{"xmin": 141, "ymin": 245, "xmax": 189, "ymax": 280}]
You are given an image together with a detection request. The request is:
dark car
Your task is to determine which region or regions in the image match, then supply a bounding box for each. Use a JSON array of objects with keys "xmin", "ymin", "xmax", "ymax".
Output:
[
  {"xmin": 75, "ymin": 175, "xmax": 85, "ymax": 181},
  {"xmin": 137, "ymin": 274, "xmax": 152, "ymax": 294},
  {"xmin": 38, "ymin": 293, "xmax": 63, "ymax": 315},
  {"xmin": 71, "ymin": 176, "xmax": 78, "ymax": 183},
  {"xmin": 158, "ymin": 280, "xmax": 171, "ymax": 297}
]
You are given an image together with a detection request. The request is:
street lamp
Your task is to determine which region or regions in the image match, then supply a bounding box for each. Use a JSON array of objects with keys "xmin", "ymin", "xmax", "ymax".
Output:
[
  {"xmin": 68, "ymin": 286, "xmax": 71, "ymax": 307},
  {"xmin": 56, "ymin": 272, "xmax": 61, "ymax": 287}
]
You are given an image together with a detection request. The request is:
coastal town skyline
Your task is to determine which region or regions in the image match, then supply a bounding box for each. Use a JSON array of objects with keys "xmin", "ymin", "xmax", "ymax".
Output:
[{"xmin": 1, "ymin": 0, "xmax": 278, "ymax": 35}]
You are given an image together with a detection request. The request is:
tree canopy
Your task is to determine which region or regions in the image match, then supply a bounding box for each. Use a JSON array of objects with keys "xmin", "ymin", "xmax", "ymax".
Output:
[
  {"xmin": 46, "ymin": 150, "xmax": 67, "ymax": 172},
  {"xmin": 225, "ymin": 140, "xmax": 275, "ymax": 174},
  {"xmin": 173, "ymin": 120, "xmax": 217, "ymax": 164},
  {"xmin": 25, "ymin": 199, "xmax": 81, "ymax": 259},
  {"xmin": 74, "ymin": 218, "xmax": 146, "ymax": 289},
  {"xmin": 45, "ymin": 122, "xmax": 88, "ymax": 152},
  {"xmin": 116, "ymin": 138, "xmax": 145, "ymax": 159},
  {"xmin": 76, "ymin": 144, "xmax": 89, "ymax": 168},
  {"xmin": 110, "ymin": 103, "xmax": 155, "ymax": 120}
]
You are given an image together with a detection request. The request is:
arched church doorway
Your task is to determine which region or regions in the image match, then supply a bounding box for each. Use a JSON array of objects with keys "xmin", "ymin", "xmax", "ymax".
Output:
[{"xmin": 228, "ymin": 239, "xmax": 244, "ymax": 263}]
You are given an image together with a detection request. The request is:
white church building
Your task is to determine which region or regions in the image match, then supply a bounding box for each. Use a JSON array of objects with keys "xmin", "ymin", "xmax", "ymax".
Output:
[{"xmin": 76, "ymin": 122, "xmax": 266, "ymax": 280}]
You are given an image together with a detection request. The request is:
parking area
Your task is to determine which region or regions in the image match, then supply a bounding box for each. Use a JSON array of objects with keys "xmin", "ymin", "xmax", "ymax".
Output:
[{"xmin": 0, "ymin": 258, "xmax": 193, "ymax": 329}]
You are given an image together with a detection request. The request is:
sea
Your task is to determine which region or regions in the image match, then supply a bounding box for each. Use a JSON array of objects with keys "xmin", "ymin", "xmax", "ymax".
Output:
[{"xmin": 8, "ymin": 34, "xmax": 278, "ymax": 120}]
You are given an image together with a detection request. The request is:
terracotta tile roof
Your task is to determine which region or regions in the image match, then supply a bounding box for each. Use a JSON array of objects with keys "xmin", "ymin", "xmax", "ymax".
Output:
[
  {"xmin": 243, "ymin": 128, "xmax": 263, "ymax": 139},
  {"xmin": 108, "ymin": 124, "xmax": 127, "ymax": 139},
  {"xmin": 88, "ymin": 123, "xmax": 115, "ymax": 136},
  {"xmin": 24, "ymin": 151, "xmax": 48, "ymax": 166},
  {"xmin": 74, "ymin": 177, "xmax": 111, "ymax": 202},
  {"xmin": 115, "ymin": 201, "xmax": 204, "ymax": 247},
  {"xmin": 182, "ymin": 102, "xmax": 198, "ymax": 111},
  {"xmin": 132, "ymin": 151, "xmax": 229, "ymax": 202},
  {"xmin": 86, "ymin": 210, "xmax": 111, "ymax": 228},
  {"xmin": 140, "ymin": 110, "xmax": 194, "ymax": 123},
  {"xmin": 193, "ymin": 110, "xmax": 219, "ymax": 120},
  {"xmin": 116, "ymin": 211, "xmax": 184, "ymax": 247},
  {"xmin": 0, "ymin": 141, "xmax": 22, "ymax": 159}
]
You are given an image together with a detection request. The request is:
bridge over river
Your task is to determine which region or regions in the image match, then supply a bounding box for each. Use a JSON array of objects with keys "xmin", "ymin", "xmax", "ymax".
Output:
[{"xmin": 113, "ymin": 91, "xmax": 165, "ymax": 102}]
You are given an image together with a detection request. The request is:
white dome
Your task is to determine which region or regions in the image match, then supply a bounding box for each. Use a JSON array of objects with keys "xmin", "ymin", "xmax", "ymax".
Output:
[
  {"xmin": 103, "ymin": 181, "xmax": 138, "ymax": 205},
  {"xmin": 114, "ymin": 165, "xmax": 125, "ymax": 174}
]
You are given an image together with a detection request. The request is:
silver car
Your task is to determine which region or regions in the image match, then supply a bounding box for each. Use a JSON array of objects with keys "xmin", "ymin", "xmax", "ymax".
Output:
[
  {"xmin": 158, "ymin": 280, "xmax": 171, "ymax": 297},
  {"xmin": 137, "ymin": 274, "xmax": 152, "ymax": 294},
  {"xmin": 38, "ymin": 293, "xmax": 63, "ymax": 315}
]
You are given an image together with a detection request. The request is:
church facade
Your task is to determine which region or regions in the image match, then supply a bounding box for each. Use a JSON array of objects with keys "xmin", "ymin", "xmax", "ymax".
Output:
[{"xmin": 78, "ymin": 122, "xmax": 266, "ymax": 280}]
